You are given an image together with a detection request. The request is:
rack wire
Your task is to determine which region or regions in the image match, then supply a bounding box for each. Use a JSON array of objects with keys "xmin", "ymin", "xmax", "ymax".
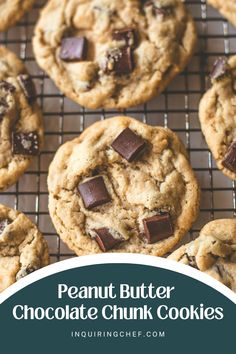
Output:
[{"xmin": 0, "ymin": 0, "xmax": 235, "ymax": 263}]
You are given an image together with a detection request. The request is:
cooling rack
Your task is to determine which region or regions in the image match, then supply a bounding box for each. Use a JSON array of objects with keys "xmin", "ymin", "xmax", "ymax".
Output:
[{"xmin": 0, "ymin": 0, "xmax": 235, "ymax": 263}]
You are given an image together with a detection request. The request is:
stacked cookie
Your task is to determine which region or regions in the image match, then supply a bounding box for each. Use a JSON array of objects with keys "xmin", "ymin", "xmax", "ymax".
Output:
[{"xmin": 0, "ymin": 0, "xmax": 236, "ymax": 294}]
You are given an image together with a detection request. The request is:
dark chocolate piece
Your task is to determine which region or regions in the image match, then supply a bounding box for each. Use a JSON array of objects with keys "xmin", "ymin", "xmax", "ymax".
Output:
[
  {"xmin": 210, "ymin": 57, "xmax": 229, "ymax": 81},
  {"xmin": 213, "ymin": 264, "xmax": 224, "ymax": 278},
  {"xmin": 78, "ymin": 176, "xmax": 111, "ymax": 209},
  {"xmin": 142, "ymin": 0, "xmax": 152, "ymax": 6},
  {"xmin": 18, "ymin": 74, "xmax": 37, "ymax": 103},
  {"xmin": 0, "ymin": 97, "xmax": 9, "ymax": 121},
  {"xmin": 185, "ymin": 254, "xmax": 199, "ymax": 270},
  {"xmin": 111, "ymin": 127, "xmax": 146, "ymax": 162},
  {"xmin": 222, "ymin": 141, "xmax": 236, "ymax": 172},
  {"xmin": 17, "ymin": 266, "xmax": 38, "ymax": 279},
  {"xmin": 12, "ymin": 132, "xmax": 40, "ymax": 155},
  {"xmin": 0, "ymin": 218, "xmax": 11, "ymax": 235},
  {"xmin": 0, "ymin": 80, "xmax": 16, "ymax": 93},
  {"xmin": 60, "ymin": 37, "xmax": 87, "ymax": 62},
  {"xmin": 112, "ymin": 28, "xmax": 136, "ymax": 48},
  {"xmin": 143, "ymin": 213, "xmax": 173, "ymax": 244},
  {"xmin": 94, "ymin": 228, "xmax": 122, "ymax": 252},
  {"xmin": 105, "ymin": 47, "xmax": 134, "ymax": 75}
]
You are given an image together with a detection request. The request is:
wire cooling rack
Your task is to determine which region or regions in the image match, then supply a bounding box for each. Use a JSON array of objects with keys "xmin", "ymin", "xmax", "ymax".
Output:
[{"xmin": 0, "ymin": 0, "xmax": 236, "ymax": 263}]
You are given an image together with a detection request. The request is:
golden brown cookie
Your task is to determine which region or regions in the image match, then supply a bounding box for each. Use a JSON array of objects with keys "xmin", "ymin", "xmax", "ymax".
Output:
[
  {"xmin": 33, "ymin": 0, "xmax": 197, "ymax": 109},
  {"xmin": 0, "ymin": 203, "xmax": 49, "ymax": 293},
  {"xmin": 207, "ymin": 0, "xmax": 236, "ymax": 27},
  {"xmin": 168, "ymin": 219, "xmax": 236, "ymax": 292},
  {"xmin": 0, "ymin": 46, "xmax": 44, "ymax": 191},
  {"xmin": 199, "ymin": 56, "xmax": 236, "ymax": 180},
  {"xmin": 48, "ymin": 116, "xmax": 200, "ymax": 256},
  {"xmin": 0, "ymin": 0, "xmax": 35, "ymax": 32}
]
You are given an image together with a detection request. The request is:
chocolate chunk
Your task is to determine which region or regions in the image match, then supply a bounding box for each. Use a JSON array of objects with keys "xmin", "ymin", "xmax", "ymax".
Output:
[
  {"xmin": 143, "ymin": 213, "xmax": 173, "ymax": 244},
  {"xmin": 78, "ymin": 176, "xmax": 111, "ymax": 209},
  {"xmin": 111, "ymin": 127, "xmax": 147, "ymax": 162},
  {"xmin": 104, "ymin": 47, "xmax": 134, "ymax": 75},
  {"xmin": 0, "ymin": 218, "xmax": 11, "ymax": 235},
  {"xmin": 12, "ymin": 132, "xmax": 40, "ymax": 155},
  {"xmin": 141, "ymin": 0, "xmax": 152, "ymax": 5},
  {"xmin": 94, "ymin": 228, "xmax": 122, "ymax": 252},
  {"xmin": 16, "ymin": 265, "xmax": 39, "ymax": 280},
  {"xmin": 210, "ymin": 57, "xmax": 229, "ymax": 81},
  {"xmin": 18, "ymin": 266, "xmax": 38, "ymax": 279},
  {"xmin": 0, "ymin": 97, "xmax": 8, "ymax": 109},
  {"xmin": 60, "ymin": 37, "xmax": 87, "ymax": 62},
  {"xmin": 222, "ymin": 141, "xmax": 236, "ymax": 172},
  {"xmin": 112, "ymin": 28, "xmax": 137, "ymax": 48},
  {"xmin": 0, "ymin": 97, "xmax": 9, "ymax": 121},
  {"xmin": 185, "ymin": 254, "xmax": 199, "ymax": 270},
  {"xmin": 18, "ymin": 74, "xmax": 37, "ymax": 103},
  {"xmin": 214, "ymin": 264, "xmax": 224, "ymax": 278},
  {"xmin": 0, "ymin": 80, "xmax": 16, "ymax": 93}
]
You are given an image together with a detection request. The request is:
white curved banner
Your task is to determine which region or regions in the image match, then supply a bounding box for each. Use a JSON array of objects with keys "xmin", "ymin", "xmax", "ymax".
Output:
[{"xmin": 0, "ymin": 254, "xmax": 235, "ymax": 304}]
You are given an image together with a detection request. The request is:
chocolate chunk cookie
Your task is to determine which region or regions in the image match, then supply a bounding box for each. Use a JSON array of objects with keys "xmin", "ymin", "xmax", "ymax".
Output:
[
  {"xmin": 0, "ymin": 0, "xmax": 35, "ymax": 32},
  {"xmin": 48, "ymin": 116, "xmax": 200, "ymax": 256},
  {"xmin": 199, "ymin": 56, "xmax": 236, "ymax": 180},
  {"xmin": 0, "ymin": 204, "xmax": 49, "ymax": 292},
  {"xmin": 207, "ymin": 0, "xmax": 236, "ymax": 27},
  {"xmin": 168, "ymin": 219, "xmax": 236, "ymax": 292},
  {"xmin": 33, "ymin": 0, "xmax": 197, "ymax": 109},
  {"xmin": 0, "ymin": 46, "xmax": 43, "ymax": 191}
]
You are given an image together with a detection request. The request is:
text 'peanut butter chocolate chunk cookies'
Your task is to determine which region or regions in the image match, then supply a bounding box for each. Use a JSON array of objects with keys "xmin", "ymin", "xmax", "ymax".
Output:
[
  {"xmin": 0, "ymin": 46, "xmax": 43, "ymax": 191},
  {"xmin": 0, "ymin": 0, "xmax": 35, "ymax": 32},
  {"xmin": 0, "ymin": 204, "xmax": 49, "ymax": 292},
  {"xmin": 48, "ymin": 116, "xmax": 200, "ymax": 256},
  {"xmin": 33, "ymin": 0, "xmax": 197, "ymax": 109},
  {"xmin": 207, "ymin": 0, "xmax": 236, "ymax": 28},
  {"xmin": 199, "ymin": 56, "xmax": 236, "ymax": 180},
  {"xmin": 168, "ymin": 219, "xmax": 236, "ymax": 292}
]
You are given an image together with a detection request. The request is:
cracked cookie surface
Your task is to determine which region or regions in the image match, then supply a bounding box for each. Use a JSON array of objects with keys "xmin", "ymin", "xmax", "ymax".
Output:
[
  {"xmin": 0, "ymin": 46, "xmax": 44, "ymax": 191},
  {"xmin": 168, "ymin": 219, "xmax": 236, "ymax": 292},
  {"xmin": 0, "ymin": 203, "xmax": 49, "ymax": 292},
  {"xmin": 199, "ymin": 56, "xmax": 236, "ymax": 180},
  {"xmin": 48, "ymin": 116, "xmax": 200, "ymax": 256},
  {"xmin": 33, "ymin": 0, "xmax": 197, "ymax": 109},
  {"xmin": 207, "ymin": 0, "xmax": 236, "ymax": 27},
  {"xmin": 0, "ymin": 0, "xmax": 35, "ymax": 32}
]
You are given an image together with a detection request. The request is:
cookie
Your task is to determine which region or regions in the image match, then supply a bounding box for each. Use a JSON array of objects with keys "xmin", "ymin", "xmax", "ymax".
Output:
[
  {"xmin": 48, "ymin": 116, "xmax": 200, "ymax": 256},
  {"xmin": 0, "ymin": 0, "xmax": 35, "ymax": 32},
  {"xmin": 168, "ymin": 219, "xmax": 236, "ymax": 292},
  {"xmin": 0, "ymin": 46, "xmax": 44, "ymax": 191},
  {"xmin": 207, "ymin": 0, "xmax": 236, "ymax": 27},
  {"xmin": 199, "ymin": 56, "xmax": 236, "ymax": 180},
  {"xmin": 0, "ymin": 204, "xmax": 49, "ymax": 292},
  {"xmin": 33, "ymin": 0, "xmax": 197, "ymax": 109}
]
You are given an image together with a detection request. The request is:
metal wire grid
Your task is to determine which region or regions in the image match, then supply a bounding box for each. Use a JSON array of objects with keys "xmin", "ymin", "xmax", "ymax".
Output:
[{"xmin": 0, "ymin": 0, "xmax": 235, "ymax": 262}]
